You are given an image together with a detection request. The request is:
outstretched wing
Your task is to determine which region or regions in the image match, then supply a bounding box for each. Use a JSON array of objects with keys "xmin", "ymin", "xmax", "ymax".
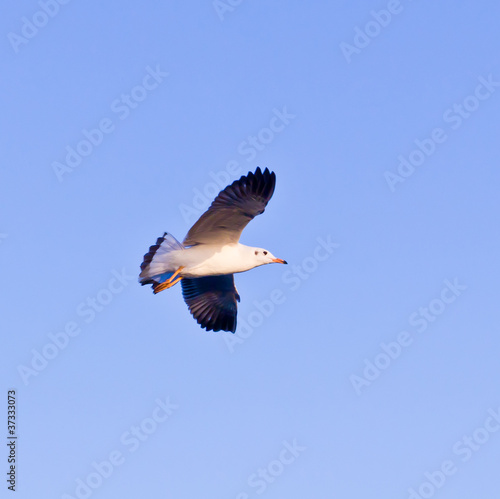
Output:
[
  {"xmin": 181, "ymin": 275, "xmax": 240, "ymax": 333},
  {"xmin": 183, "ymin": 167, "xmax": 276, "ymax": 246}
]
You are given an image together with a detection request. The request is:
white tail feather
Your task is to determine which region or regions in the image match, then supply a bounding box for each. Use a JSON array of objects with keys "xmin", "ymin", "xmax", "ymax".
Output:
[{"xmin": 139, "ymin": 232, "xmax": 184, "ymax": 283}]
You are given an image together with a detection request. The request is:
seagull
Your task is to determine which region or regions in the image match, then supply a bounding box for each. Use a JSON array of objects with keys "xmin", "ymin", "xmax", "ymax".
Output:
[{"xmin": 139, "ymin": 167, "xmax": 287, "ymax": 333}]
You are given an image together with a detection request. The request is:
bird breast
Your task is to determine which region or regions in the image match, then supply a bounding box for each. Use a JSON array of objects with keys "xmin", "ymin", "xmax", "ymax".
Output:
[{"xmin": 177, "ymin": 244, "xmax": 256, "ymax": 277}]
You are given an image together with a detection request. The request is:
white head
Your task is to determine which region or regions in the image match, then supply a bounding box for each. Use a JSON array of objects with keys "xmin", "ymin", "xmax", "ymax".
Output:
[{"xmin": 251, "ymin": 247, "xmax": 287, "ymax": 267}]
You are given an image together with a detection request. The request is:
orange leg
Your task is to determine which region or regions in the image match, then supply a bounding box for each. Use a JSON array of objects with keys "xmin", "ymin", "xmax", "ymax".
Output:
[{"xmin": 153, "ymin": 266, "xmax": 185, "ymax": 294}]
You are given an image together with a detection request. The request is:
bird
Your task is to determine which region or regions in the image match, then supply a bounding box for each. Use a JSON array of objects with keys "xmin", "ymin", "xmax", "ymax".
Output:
[{"xmin": 139, "ymin": 167, "xmax": 287, "ymax": 333}]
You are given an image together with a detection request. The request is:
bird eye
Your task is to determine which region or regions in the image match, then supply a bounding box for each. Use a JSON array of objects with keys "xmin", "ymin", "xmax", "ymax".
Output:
[
  {"xmin": 263, "ymin": 251, "xmax": 268, "ymax": 255},
  {"xmin": 255, "ymin": 250, "xmax": 258, "ymax": 255}
]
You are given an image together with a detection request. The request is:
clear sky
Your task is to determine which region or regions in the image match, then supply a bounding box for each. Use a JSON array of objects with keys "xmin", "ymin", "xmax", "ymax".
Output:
[{"xmin": 2, "ymin": 1, "xmax": 500, "ymax": 498}]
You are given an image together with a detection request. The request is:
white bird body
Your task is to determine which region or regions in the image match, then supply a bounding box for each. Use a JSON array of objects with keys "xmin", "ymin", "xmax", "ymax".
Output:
[{"xmin": 168, "ymin": 244, "xmax": 273, "ymax": 278}]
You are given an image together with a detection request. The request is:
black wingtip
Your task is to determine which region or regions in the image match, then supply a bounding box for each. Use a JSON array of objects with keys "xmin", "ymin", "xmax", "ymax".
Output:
[{"xmin": 253, "ymin": 166, "xmax": 274, "ymax": 178}]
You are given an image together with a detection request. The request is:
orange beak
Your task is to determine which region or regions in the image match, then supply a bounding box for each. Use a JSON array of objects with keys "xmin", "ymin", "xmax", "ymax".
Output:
[{"xmin": 272, "ymin": 258, "xmax": 288, "ymax": 264}]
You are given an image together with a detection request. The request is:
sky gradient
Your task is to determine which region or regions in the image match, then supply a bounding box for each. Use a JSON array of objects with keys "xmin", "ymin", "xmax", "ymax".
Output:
[{"xmin": 2, "ymin": 1, "xmax": 500, "ymax": 498}]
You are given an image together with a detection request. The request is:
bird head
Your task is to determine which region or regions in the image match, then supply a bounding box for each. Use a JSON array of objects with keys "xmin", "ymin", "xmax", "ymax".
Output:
[{"xmin": 252, "ymin": 248, "xmax": 287, "ymax": 266}]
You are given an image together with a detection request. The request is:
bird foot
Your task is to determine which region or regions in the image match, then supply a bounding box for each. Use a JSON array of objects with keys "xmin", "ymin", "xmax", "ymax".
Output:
[{"xmin": 153, "ymin": 267, "xmax": 185, "ymax": 294}]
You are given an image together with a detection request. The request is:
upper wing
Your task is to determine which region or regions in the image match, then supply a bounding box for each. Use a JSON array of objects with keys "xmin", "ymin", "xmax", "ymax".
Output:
[
  {"xmin": 183, "ymin": 167, "xmax": 276, "ymax": 246},
  {"xmin": 181, "ymin": 274, "xmax": 240, "ymax": 333}
]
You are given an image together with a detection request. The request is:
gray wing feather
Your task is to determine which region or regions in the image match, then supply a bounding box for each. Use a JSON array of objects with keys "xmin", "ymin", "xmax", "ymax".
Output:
[{"xmin": 183, "ymin": 167, "xmax": 276, "ymax": 246}]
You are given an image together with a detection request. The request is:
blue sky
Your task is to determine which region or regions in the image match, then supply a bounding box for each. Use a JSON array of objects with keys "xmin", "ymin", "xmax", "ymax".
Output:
[{"xmin": 2, "ymin": 1, "xmax": 500, "ymax": 498}]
